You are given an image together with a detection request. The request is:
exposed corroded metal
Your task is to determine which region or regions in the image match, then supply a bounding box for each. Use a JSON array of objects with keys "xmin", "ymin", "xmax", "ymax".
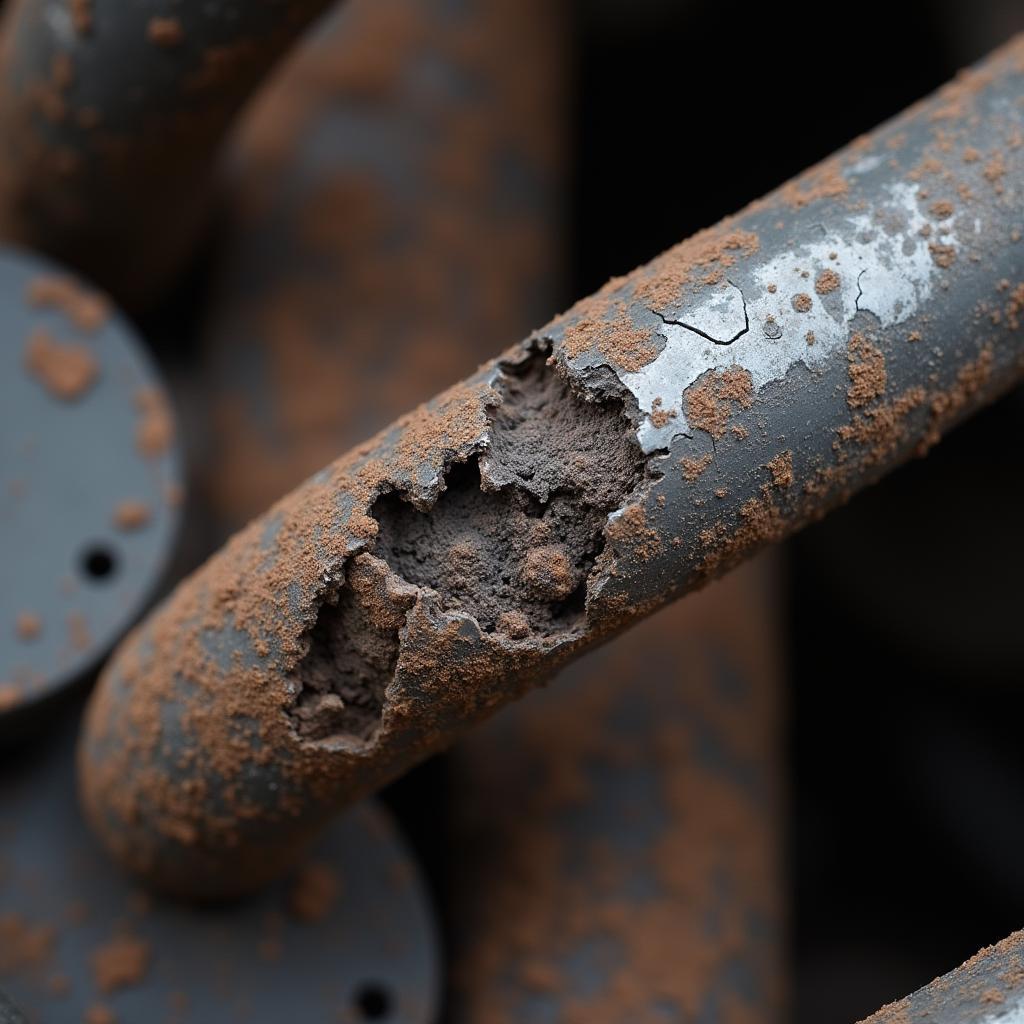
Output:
[
  {"xmin": 448, "ymin": 556, "xmax": 784, "ymax": 1023},
  {"xmin": 861, "ymin": 931, "xmax": 1024, "ymax": 1024},
  {"xmin": 201, "ymin": 6, "xmax": 784, "ymax": 1016},
  {"xmin": 0, "ymin": 0, "xmax": 337, "ymax": 307},
  {"xmin": 79, "ymin": 35, "xmax": 1024, "ymax": 897}
]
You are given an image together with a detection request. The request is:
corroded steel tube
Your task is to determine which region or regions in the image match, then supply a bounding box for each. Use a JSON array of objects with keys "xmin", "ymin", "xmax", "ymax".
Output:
[
  {"xmin": 202, "ymin": 6, "xmax": 784, "ymax": 1016},
  {"xmin": 861, "ymin": 931, "xmax": 1024, "ymax": 1023},
  {"xmin": 80, "ymin": 35, "xmax": 1024, "ymax": 897},
  {"xmin": 0, "ymin": 0, "xmax": 336, "ymax": 307}
]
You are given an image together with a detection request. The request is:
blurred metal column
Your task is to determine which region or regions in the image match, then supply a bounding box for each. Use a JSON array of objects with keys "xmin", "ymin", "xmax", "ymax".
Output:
[
  {"xmin": 0, "ymin": 0, "xmax": 338, "ymax": 307},
  {"xmin": 201, "ymin": 0, "xmax": 565, "ymax": 531},
  {"xmin": 448, "ymin": 555, "xmax": 785, "ymax": 1024}
]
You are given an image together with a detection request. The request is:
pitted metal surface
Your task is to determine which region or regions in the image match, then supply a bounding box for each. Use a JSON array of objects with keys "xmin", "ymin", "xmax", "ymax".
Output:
[
  {"xmin": 78, "ymin": 35, "xmax": 1024, "ymax": 897},
  {"xmin": 861, "ymin": 931, "xmax": 1024, "ymax": 1024}
]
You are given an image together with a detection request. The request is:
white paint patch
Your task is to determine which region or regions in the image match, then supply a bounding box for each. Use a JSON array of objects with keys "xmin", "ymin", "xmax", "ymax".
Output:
[
  {"xmin": 619, "ymin": 182, "xmax": 956, "ymax": 452},
  {"xmin": 980, "ymin": 997, "xmax": 1024, "ymax": 1024},
  {"xmin": 848, "ymin": 153, "xmax": 885, "ymax": 177},
  {"xmin": 44, "ymin": 3, "xmax": 74, "ymax": 42}
]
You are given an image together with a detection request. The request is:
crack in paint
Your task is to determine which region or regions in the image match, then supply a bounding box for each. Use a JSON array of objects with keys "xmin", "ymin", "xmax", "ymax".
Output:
[{"xmin": 654, "ymin": 280, "xmax": 750, "ymax": 346}]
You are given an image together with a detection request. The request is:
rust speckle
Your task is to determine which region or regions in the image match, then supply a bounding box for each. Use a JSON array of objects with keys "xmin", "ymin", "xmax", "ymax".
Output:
[
  {"xmin": 134, "ymin": 388, "xmax": 175, "ymax": 459},
  {"xmin": 287, "ymin": 863, "xmax": 339, "ymax": 922},
  {"xmin": 90, "ymin": 935, "xmax": 150, "ymax": 994},
  {"xmin": 649, "ymin": 397, "xmax": 676, "ymax": 429},
  {"xmin": 147, "ymin": 16, "xmax": 184, "ymax": 47},
  {"xmin": 27, "ymin": 275, "xmax": 109, "ymax": 333},
  {"xmin": 680, "ymin": 452, "xmax": 713, "ymax": 482},
  {"xmin": 929, "ymin": 242, "xmax": 957, "ymax": 268},
  {"xmin": 847, "ymin": 333, "xmax": 887, "ymax": 409},
  {"xmin": 24, "ymin": 329, "xmax": 98, "ymax": 400},
  {"xmin": 15, "ymin": 612, "xmax": 41, "ymax": 640},
  {"xmin": 814, "ymin": 268, "xmax": 840, "ymax": 296},
  {"xmin": 766, "ymin": 451, "xmax": 794, "ymax": 488},
  {"xmin": 606, "ymin": 505, "xmax": 661, "ymax": 563},
  {"xmin": 113, "ymin": 500, "xmax": 152, "ymax": 531},
  {"xmin": 70, "ymin": 0, "xmax": 93, "ymax": 34},
  {"xmin": 781, "ymin": 158, "xmax": 849, "ymax": 208},
  {"xmin": 684, "ymin": 367, "xmax": 753, "ymax": 440}
]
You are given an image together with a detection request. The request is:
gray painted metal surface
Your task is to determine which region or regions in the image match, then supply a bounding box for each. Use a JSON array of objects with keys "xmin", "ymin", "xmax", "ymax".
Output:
[
  {"xmin": 0, "ymin": 709, "xmax": 440, "ymax": 1023},
  {"xmin": 0, "ymin": 246, "xmax": 182, "ymax": 740},
  {"xmin": 861, "ymin": 931, "xmax": 1024, "ymax": 1024}
]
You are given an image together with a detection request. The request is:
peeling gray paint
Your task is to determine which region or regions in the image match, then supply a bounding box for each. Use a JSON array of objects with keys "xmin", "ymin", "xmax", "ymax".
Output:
[{"xmin": 611, "ymin": 181, "xmax": 959, "ymax": 452}]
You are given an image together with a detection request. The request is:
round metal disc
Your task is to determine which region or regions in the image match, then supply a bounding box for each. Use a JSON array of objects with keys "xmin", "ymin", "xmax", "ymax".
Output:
[
  {"xmin": 0, "ymin": 708, "xmax": 441, "ymax": 1023},
  {"xmin": 0, "ymin": 246, "xmax": 182, "ymax": 733}
]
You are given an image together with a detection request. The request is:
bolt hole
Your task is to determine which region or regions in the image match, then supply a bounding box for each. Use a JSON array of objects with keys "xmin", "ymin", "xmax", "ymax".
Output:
[
  {"xmin": 81, "ymin": 545, "xmax": 118, "ymax": 581},
  {"xmin": 353, "ymin": 982, "xmax": 392, "ymax": 1020}
]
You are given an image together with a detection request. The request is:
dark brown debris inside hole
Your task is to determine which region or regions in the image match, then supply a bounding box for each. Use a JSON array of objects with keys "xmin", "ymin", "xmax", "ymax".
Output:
[{"xmin": 288, "ymin": 352, "xmax": 646, "ymax": 743}]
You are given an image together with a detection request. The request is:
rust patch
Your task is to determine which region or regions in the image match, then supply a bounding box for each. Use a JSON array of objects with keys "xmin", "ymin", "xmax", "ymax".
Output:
[
  {"xmin": 680, "ymin": 452, "xmax": 713, "ymax": 482},
  {"xmin": 847, "ymin": 333, "xmax": 887, "ymax": 409},
  {"xmin": 814, "ymin": 268, "xmax": 840, "ymax": 295},
  {"xmin": 766, "ymin": 451, "xmax": 794, "ymax": 488},
  {"xmin": 24, "ymin": 329, "xmax": 98, "ymax": 400},
  {"xmin": 112, "ymin": 500, "xmax": 152, "ymax": 531},
  {"xmin": 684, "ymin": 366, "xmax": 753, "ymax": 439}
]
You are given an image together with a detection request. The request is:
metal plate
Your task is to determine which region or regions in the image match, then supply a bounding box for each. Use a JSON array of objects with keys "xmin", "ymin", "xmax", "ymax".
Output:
[
  {"xmin": 0, "ymin": 707, "xmax": 441, "ymax": 1023},
  {"xmin": 0, "ymin": 246, "xmax": 182, "ymax": 734}
]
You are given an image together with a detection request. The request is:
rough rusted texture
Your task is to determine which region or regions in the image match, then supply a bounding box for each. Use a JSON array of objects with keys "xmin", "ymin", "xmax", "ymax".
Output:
[
  {"xmin": 80, "ymin": 35, "xmax": 1024, "ymax": 897},
  {"xmin": 202, "ymin": 0, "xmax": 564, "ymax": 528},
  {"xmin": 0, "ymin": 0, "xmax": 337, "ymax": 308},
  {"xmin": 861, "ymin": 930, "xmax": 1024, "ymax": 1024},
  {"xmin": 448, "ymin": 556, "xmax": 784, "ymax": 1023}
]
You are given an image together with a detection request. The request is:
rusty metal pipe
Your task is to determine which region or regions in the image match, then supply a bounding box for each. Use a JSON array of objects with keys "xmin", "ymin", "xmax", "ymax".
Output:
[
  {"xmin": 0, "ymin": 0, "xmax": 338, "ymax": 308},
  {"xmin": 861, "ymin": 930, "xmax": 1024, "ymax": 1023},
  {"xmin": 79, "ymin": 34, "xmax": 1024, "ymax": 898}
]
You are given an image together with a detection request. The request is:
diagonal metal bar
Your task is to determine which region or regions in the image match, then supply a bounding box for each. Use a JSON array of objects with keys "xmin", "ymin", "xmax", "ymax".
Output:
[
  {"xmin": 861, "ymin": 931, "xmax": 1024, "ymax": 1024},
  {"xmin": 78, "ymin": 34, "xmax": 1024, "ymax": 898}
]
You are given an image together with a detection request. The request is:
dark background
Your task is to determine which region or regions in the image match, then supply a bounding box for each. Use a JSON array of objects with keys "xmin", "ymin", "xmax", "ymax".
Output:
[{"xmin": 569, "ymin": 1, "xmax": 1024, "ymax": 1021}]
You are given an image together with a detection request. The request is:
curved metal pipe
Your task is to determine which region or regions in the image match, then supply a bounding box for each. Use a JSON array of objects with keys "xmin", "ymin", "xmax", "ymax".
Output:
[
  {"xmin": 79, "ymin": 34, "xmax": 1024, "ymax": 897},
  {"xmin": 862, "ymin": 930, "xmax": 1024, "ymax": 1023}
]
